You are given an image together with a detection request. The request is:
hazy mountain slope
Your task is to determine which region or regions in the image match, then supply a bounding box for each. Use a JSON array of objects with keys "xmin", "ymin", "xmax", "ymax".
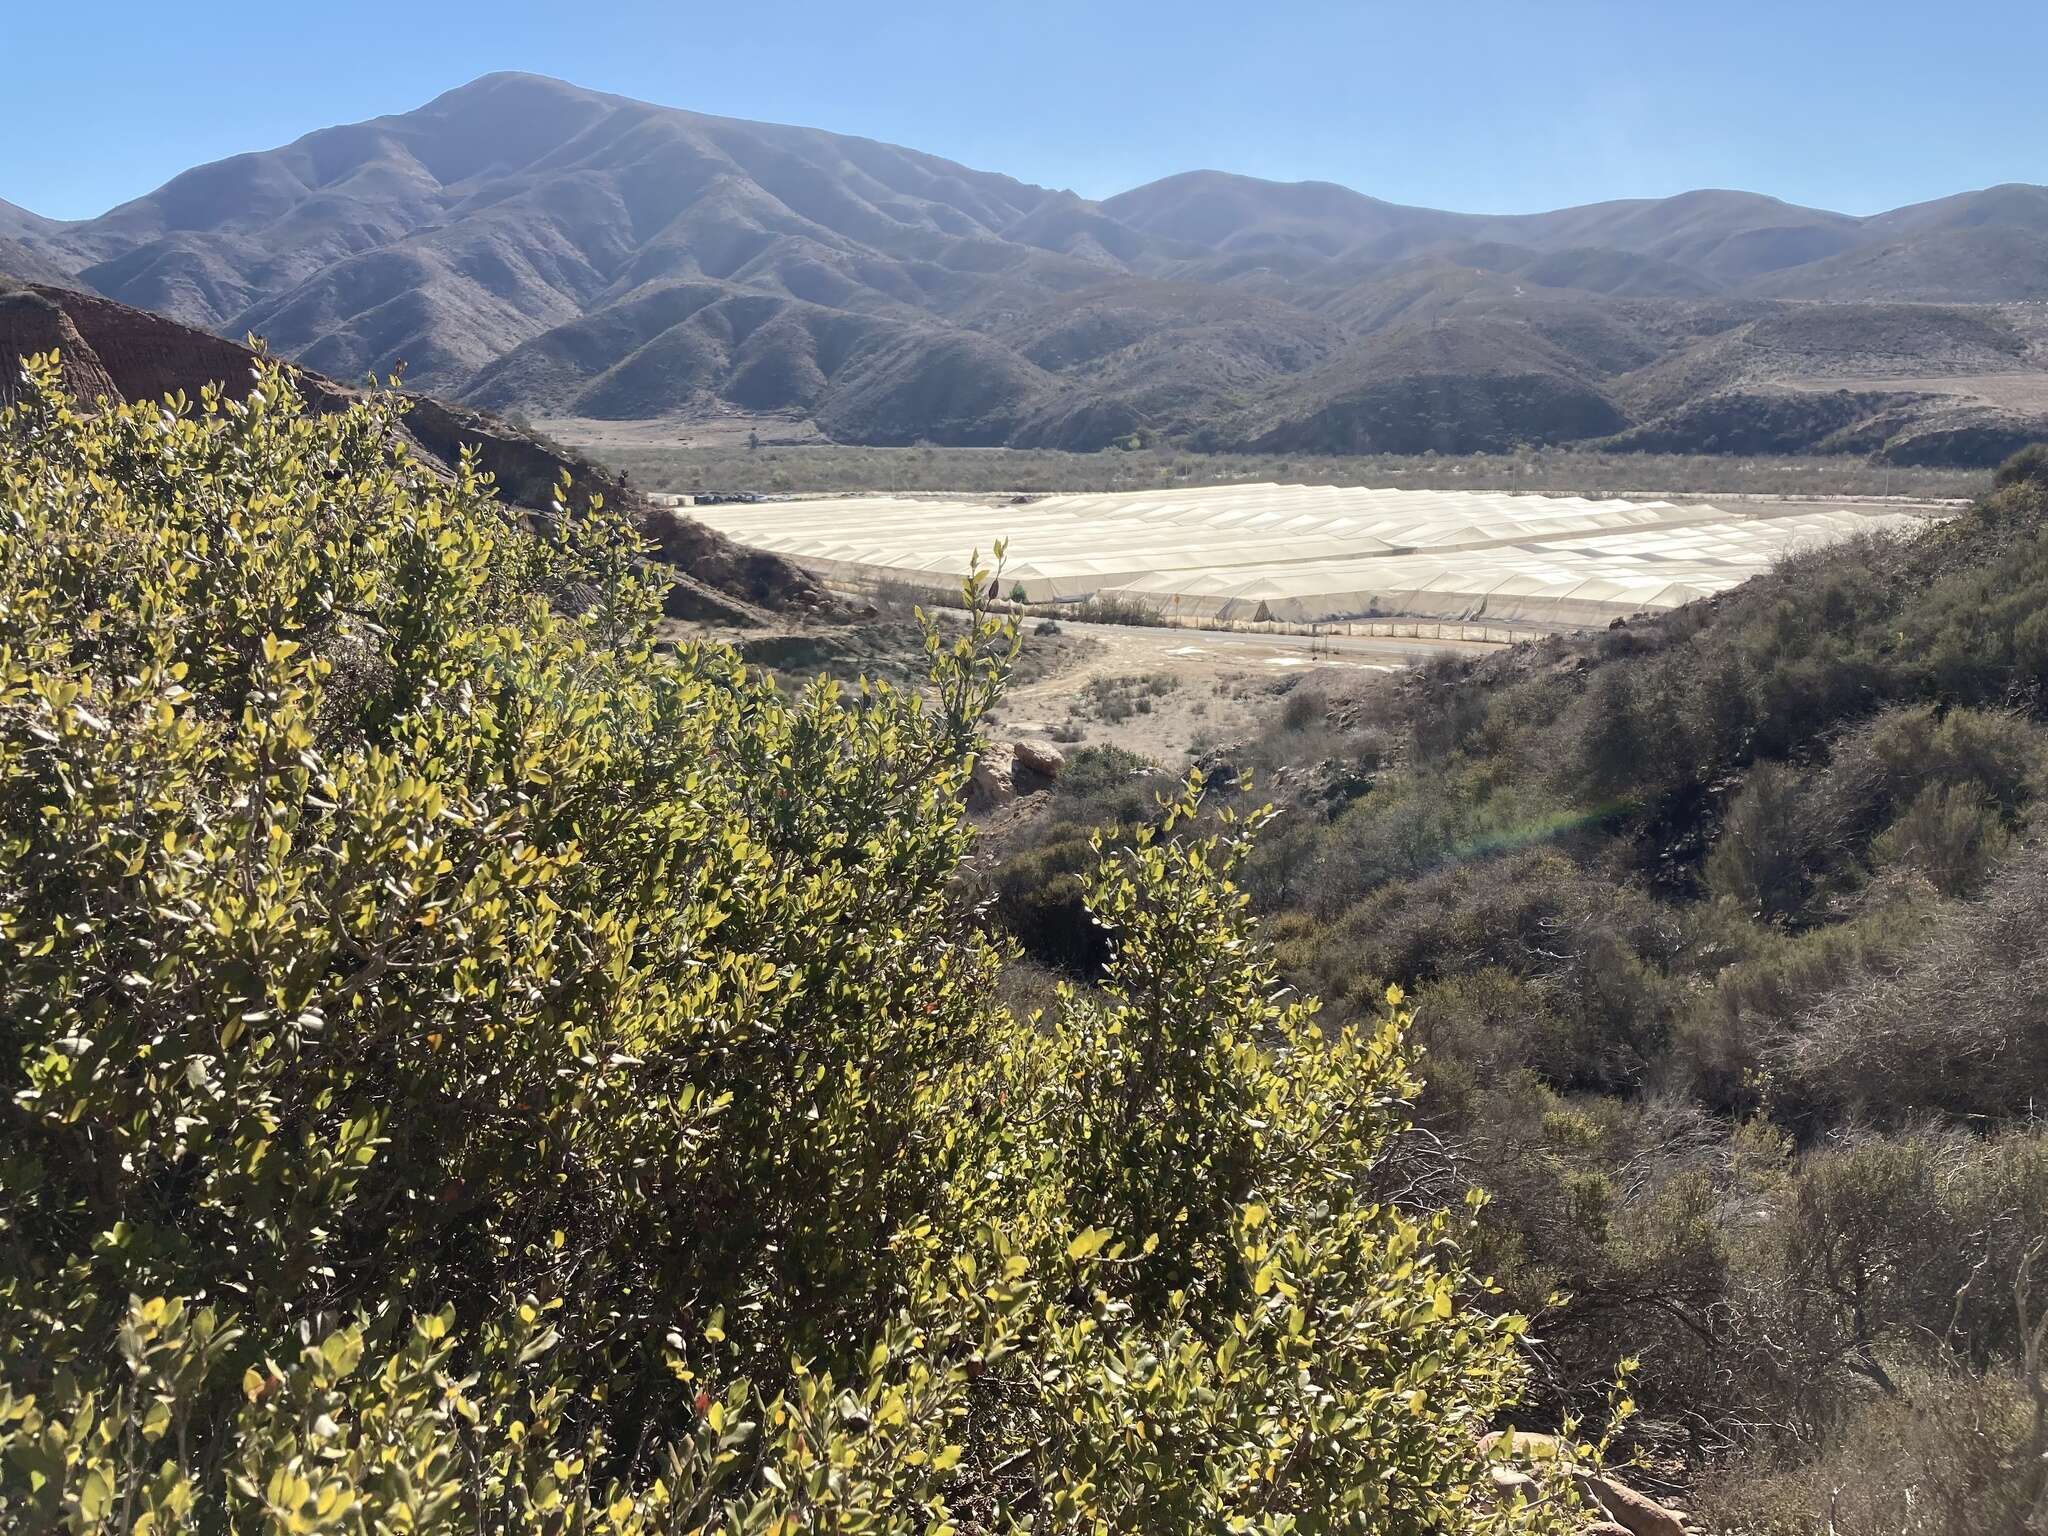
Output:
[
  {"xmin": 1747, "ymin": 226, "xmax": 2048, "ymax": 302},
  {"xmin": 1102, "ymin": 177, "xmax": 1865, "ymax": 283},
  {"xmin": 0, "ymin": 237, "xmax": 81, "ymax": 290},
  {"xmin": 1621, "ymin": 303, "xmax": 2035, "ymax": 413},
  {"xmin": 1099, "ymin": 171, "xmax": 1470, "ymax": 260},
  {"xmin": 1863, "ymin": 183, "xmax": 2048, "ymax": 239},
  {"xmin": 1490, "ymin": 189, "xmax": 1863, "ymax": 282},
  {"xmin": 1599, "ymin": 302, "xmax": 2047, "ymax": 460},
  {"xmin": 10, "ymin": 75, "xmax": 2048, "ymax": 463},
  {"xmin": 0, "ymin": 200, "xmax": 41, "ymax": 230},
  {"xmin": 968, "ymin": 282, "xmax": 1341, "ymax": 439},
  {"xmin": 1437, "ymin": 242, "xmax": 1723, "ymax": 299},
  {"xmin": 26, "ymin": 74, "xmax": 1088, "ymax": 382},
  {"xmin": 1237, "ymin": 314, "xmax": 1630, "ymax": 454}
]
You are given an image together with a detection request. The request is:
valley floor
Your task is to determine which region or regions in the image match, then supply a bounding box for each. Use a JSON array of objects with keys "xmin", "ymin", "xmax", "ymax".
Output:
[
  {"xmin": 986, "ymin": 617, "xmax": 1487, "ymax": 763},
  {"xmin": 556, "ymin": 425, "xmax": 1987, "ymax": 502}
]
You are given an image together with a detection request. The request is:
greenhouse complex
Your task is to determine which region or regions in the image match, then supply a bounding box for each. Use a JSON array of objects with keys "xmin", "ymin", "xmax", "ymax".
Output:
[{"xmin": 691, "ymin": 484, "xmax": 1925, "ymax": 628}]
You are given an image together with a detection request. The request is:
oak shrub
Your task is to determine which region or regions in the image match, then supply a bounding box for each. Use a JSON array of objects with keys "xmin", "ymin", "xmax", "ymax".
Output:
[{"xmin": 0, "ymin": 357, "xmax": 1568, "ymax": 1533}]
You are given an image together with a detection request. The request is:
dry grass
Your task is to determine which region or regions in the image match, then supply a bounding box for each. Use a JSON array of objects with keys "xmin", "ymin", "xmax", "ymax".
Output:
[
  {"xmin": 1696, "ymin": 1366, "xmax": 2039, "ymax": 1536},
  {"xmin": 573, "ymin": 438, "xmax": 1984, "ymax": 502}
]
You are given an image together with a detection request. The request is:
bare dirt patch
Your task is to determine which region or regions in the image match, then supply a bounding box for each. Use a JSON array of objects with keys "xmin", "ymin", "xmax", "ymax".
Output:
[{"xmin": 986, "ymin": 618, "xmax": 1483, "ymax": 765}]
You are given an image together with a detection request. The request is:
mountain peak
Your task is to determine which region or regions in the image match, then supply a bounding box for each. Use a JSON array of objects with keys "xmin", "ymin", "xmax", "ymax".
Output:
[{"xmin": 411, "ymin": 70, "xmax": 617, "ymax": 114}]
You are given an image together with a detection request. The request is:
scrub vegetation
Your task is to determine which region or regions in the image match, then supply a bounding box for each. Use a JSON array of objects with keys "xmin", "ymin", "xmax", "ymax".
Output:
[
  {"xmin": 987, "ymin": 447, "xmax": 2048, "ymax": 1532},
  {"xmin": 0, "ymin": 357, "xmax": 1598, "ymax": 1533},
  {"xmin": 586, "ymin": 439, "xmax": 1980, "ymax": 504}
]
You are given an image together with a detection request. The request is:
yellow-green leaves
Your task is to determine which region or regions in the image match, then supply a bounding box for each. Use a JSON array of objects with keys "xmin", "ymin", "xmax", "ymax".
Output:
[
  {"xmin": 1066, "ymin": 1227, "xmax": 1115, "ymax": 1262},
  {"xmin": 0, "ymin": 357, "xmax": 1560, "ymax": 1533}
]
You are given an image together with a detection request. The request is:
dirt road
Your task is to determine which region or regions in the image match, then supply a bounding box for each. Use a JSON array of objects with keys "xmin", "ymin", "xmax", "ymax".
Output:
[{"xmin": 991, "ymin": 618, "xmax": 1493, "ymax": 762}]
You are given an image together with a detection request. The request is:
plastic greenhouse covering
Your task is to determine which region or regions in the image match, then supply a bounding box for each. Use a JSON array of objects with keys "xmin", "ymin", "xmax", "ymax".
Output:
[{"xmin": 693, "ymin": 486, "xmax": 1924, "ymax": 626}]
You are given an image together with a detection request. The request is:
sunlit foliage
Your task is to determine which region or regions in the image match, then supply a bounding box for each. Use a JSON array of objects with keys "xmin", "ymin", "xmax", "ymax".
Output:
[{"xmin": 0, "ymin": 356, "xmax": 1568, "ymax": 1533}]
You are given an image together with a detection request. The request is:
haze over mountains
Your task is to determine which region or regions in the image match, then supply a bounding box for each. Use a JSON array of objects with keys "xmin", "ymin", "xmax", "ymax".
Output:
[{"xmin": 7, "ymin": 72, "xmax": 2048, "ymax": 463}]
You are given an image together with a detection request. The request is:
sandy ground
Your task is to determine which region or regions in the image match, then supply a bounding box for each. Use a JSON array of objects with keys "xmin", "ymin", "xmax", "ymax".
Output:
[
  {"xmin": 986, "ymin": 619, "xmax": 1486, "ymax": 763},
  {"xmin": 704, "ymin": 606, "xmax": 1480, "ymax": 767}
]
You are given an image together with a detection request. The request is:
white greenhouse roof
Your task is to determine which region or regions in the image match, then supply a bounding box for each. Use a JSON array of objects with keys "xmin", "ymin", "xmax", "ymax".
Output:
[{"xmin": 694, "ymin": 486, "xmax": 1923, "ymax": 627}]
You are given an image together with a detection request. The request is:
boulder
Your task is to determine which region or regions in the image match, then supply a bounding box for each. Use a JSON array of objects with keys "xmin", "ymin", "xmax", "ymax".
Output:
[
  {"xmin": 967, "ymin": 742, "xmax": 1020, "ymax": 810},
  {"xmin": 1487, "ymin": 1466, "xmax": 1539, "ymax": 1504},
  {"xmin": 1582, "ymin": 1477, "xmax": 1686, "ymax": 1536},
  {"xmin": 1478, "ymin": 1431, "xmax": 1686, "ymax": 1536},
  {"xmin": 1013, "ymin": 740, "xmax": 1066, "ymax": 780}
]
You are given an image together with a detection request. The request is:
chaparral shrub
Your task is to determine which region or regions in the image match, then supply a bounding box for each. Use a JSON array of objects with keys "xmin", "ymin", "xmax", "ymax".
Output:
[{"xmin": 0, "ymin": 355, "xmax": 1573, "ymax": 1533}]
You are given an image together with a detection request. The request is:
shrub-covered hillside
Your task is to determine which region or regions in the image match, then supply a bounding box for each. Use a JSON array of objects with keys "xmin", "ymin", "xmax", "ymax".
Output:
[
  {"xmin": 993, "ymin": 454, "xmax": 2048, "ymax": 1533},
  {"xmin": 0, "ymin": 355, "xmax": 1599, "ymax": 1533}
]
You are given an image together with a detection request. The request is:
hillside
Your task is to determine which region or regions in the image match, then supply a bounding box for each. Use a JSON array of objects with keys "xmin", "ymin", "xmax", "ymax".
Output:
[
  {"xmin": 988, "ymin": 452, "xmax": 2048, "ymax": 1528},
  {"xmin": 8, "ymin": 73, "xmax": 2048, "ymax": 463},
  {"xmin": 0, "ymin": 277, "xmax": 828, "ymax": 624}
]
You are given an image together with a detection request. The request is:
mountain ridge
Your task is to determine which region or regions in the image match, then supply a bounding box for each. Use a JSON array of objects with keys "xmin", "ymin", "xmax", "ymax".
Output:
[{"xmin": 8, "ymin": 72, "xmax": 2047, "ymax": 464}]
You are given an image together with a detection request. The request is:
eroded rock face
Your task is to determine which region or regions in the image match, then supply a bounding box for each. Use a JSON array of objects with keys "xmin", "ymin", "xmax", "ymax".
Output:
[
  {"xmin": 49, "ymin": 286, "xmax": 266, "ymax": 411},
  {"xmin": 967, "ymin": 741, "xmax": 1022, "ymax": 811},
  {"xmin": 0, "ymin": 286, "xmax": 121, "ymax": 406}
]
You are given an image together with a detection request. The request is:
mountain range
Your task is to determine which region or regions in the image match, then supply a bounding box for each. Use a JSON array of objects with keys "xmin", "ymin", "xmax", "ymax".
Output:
[{"xmin": 7, "ymin": 72, "xmax": 2048, "ymax": 464}]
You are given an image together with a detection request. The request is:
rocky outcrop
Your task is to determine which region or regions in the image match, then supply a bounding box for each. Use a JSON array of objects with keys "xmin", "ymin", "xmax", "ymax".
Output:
[
  {"xmin": 0, "ymin": 284, "xmax": 121, "ymax": 405},
  {"xmin": 639, "ymin": 507, "xmax": 829, "ymax": 616},
  {"xmin": 966, "ymin": 739, "xmax": 1063, "ymax": 812},
  {"xmin": 48, "ymin": 285, "xmax": 268, "ymax": 411},
  {"xmin": 1012, "ymin": 740, "xmax": 1067, "ymax": 780},
  {"xmin": 402, "ymin": 394, "xmax": 622, "ymax": 514}
]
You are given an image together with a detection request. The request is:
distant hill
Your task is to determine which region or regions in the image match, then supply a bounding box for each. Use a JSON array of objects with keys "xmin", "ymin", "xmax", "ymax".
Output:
[{"xmin": 7, "ymin": 73, "xmax": 2048, "ymax": 464}]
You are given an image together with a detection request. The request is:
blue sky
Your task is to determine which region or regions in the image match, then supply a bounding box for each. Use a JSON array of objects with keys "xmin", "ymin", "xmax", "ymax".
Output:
[{"xmin": 6, "ymin": 0, "xmax": 2044, "ymax": 222}]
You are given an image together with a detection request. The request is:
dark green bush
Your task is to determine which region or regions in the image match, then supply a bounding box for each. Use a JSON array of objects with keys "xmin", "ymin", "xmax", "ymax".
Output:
[
  {"xmin": 1050, "ymin": 742, "xmax": 1152, "ymax": 800},
  {"xmin": 1704, "ymin": 760, "xmax": 1815, "ymax": 919},
  {"xmin": 1870, "ymin": 781, "xmax": 2012, "ymax": 895},
  {"xmin": 1992, "ymin": 440, "xmax": 2048, "ymax": 490}
]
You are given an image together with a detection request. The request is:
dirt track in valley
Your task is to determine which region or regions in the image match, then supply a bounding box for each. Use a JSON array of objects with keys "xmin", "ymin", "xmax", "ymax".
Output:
[{"xmin": 989, "ymin": 618, "xmax": 1492, "ymax": 762}]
